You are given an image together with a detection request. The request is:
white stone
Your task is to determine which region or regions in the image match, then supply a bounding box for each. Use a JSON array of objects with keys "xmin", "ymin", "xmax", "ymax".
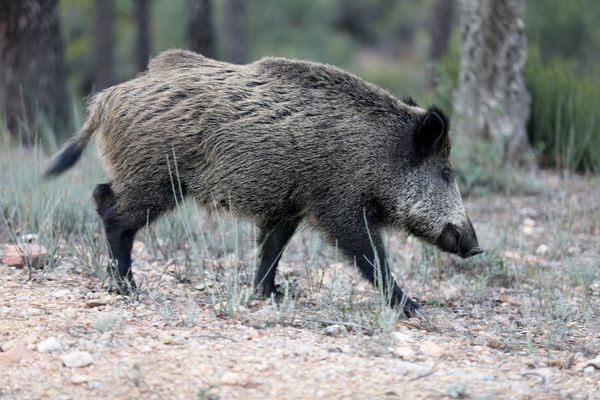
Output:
[
  {"xmin": 71, "ymin": 374, "xmax": 89, "ymax": 384},
  {"xmin": 535, "ymin": 244, "xmax": 549, "ymax": 255},
  {"xmin": 37, "ymin": 337, "xmax": 62, "ymax": 353},
  {"xmin": 394, "ymin": 361, "xmax": 432, "ymax": 378},
  {"xmin": 61, "ymin": 351, "xmax": 94, "ymax": 368},
  {"xmin": 324, "ymin": 324, "xmax": 344, "ymax": 337}
]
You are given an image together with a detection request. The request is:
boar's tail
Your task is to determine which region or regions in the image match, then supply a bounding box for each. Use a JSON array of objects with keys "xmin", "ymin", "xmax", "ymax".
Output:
[
  {"xmin": 44, "ymin": 125, "xmax": 95, "ymax": 177},
  {"xmin": 44, "ymin": 94, "xmax": 106, "ymax": 178}
]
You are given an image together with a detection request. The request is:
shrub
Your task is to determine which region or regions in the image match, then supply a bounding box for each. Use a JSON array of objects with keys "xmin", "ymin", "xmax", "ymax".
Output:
[{"xmin": 526, "ymin": 47, "xmax": 600, "ymax": 172}]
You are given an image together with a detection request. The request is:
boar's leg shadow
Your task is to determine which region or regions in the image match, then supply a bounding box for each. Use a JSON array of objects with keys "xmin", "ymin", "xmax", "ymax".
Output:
[
  {"xmin": 320, "ymin": 211, "xmax": 421, "ymax": 318},
  {"xmin": 93, "ymin": 182, "xmax": 178, "ymax": 293},
  {"xmin": 254, "ymin": 219, "xmax": 300, "ymax": 297}
]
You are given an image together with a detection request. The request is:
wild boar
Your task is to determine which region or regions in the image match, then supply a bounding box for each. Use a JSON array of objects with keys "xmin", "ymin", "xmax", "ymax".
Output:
[{"xmin": 46, "ymin": 49, "xmax": 483, "ymax": 318}]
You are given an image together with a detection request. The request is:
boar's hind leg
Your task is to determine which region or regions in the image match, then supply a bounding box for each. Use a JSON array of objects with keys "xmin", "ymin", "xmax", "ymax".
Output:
[
  {"xmin": 254, "ymin": 220, "xmax": 299, "ymax": 297},
  {"xmin": 323, "ymin": 217, "xmax": 421, "ymax": 318},
  {"xmin": 93, "ymin": 182, "xmax": 177, "ymax": 294}
]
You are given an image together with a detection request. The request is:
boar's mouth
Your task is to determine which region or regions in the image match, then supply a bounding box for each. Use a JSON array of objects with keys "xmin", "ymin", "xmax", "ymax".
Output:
[{"xmin": 435, "ymin": 221, "xmax": 484, "ymax": 259}]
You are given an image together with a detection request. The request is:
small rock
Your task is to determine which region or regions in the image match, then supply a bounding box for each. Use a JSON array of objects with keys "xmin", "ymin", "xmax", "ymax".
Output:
[
  {"xmin": 324, "ymin": 324, "xmax": 344, "ymax": 337},
  {"xmin": 37, "ymin": 337, "xmax": 62, "ymax": 353},
  {"xmin": 71, "ymin": 374, "xmax": 89, "ymax": 384},
  {"xmin": 85, "ymin": 298, "xmax": 110, "ymax": 308},
  {"xmin": 522, "ymin": 218, "xmax": 536, "ymax": 235},
  {"xmin": 52, "ymin": 289, "xmax": 71, "ymax": 298},
  {"xmin": 21, "ymin": 233, "xmax": 39, "ymax": 243},
  {"xmin": 61, "ymin": 351, "xmax": 94, "ymax": 368},
  {"xmin": 392, "ymin": 332, "xmax": 415, "ymax": 343},
  {"xmin": 443, "ymin": 382, "xmax": 468, "ymax": 399},
  {"xmin": 585, "ymin": 357, "xmax": 600, "ymax": 369},
  {"xmin": 535, "ymin": 244, "xmax": 549, "ymax": 255},
  {"xmin": 394, "ymin": 361, "xmax": 432, "ymax": 379},
  {"xmin": 487, "ymin": 338, "xmax": 503, "ymax": 349},
  {"xmin": 392, "ymin": 346, "xmax": 416, "ymax": 361},
  {"xmin": 1, "ymin": 244, "xmax": 48, "ymax": 269},
  {"xmin": 419, "ymin": 341, "xmax": 444, "ymax": 357},
  {"xmin": 27, "ymin": 308, "xmax": 42, "ymax": 316},
  {"xmin": 221, "ymin": 371, "xmax": 244, "ymax": 385},
  {"xmin": 583, "ymin": 366, "xmax": 596, "ymax": 374},
  {"xmin": 193, "ymin": 283, "xmax": 210, "ymax": 291}
]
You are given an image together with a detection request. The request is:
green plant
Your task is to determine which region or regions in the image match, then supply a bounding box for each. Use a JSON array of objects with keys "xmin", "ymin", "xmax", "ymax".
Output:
[{"xmin": 526, "ymin": 47, "xmax": 600, "ymax": 172}]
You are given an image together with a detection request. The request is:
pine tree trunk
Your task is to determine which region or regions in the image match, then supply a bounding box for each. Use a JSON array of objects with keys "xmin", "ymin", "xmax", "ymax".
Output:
[
  {"xmin": 93, "ymin": 0, "xmax": 114, "ymax": 90},
  {"xmin": 0, "ymin": 0, "xmax": 71, "ymax": 144},
  {"xmin": 453, "ymin": 0, "xmax": 533, "ymax": 166},
  {"xmin": 225, "ymin": 0, "xmax": 245, "ymax": 64},
  {"xmin": 134, "ymin": 0, "xmax": 150, "ymax": 72},
  {"xmin": 187, "ymin": 0, "xmax": 214, "ymax": 58}
]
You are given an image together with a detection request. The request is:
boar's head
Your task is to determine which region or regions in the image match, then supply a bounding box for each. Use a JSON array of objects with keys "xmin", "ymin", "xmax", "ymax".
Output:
[{"xmin": 398, "ymin": 106, "xmax": 484, "ymax": 259}]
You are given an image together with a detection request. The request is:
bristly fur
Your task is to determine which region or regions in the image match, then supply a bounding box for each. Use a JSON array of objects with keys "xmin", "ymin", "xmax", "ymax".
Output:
[
  {"xmin": 402, "ymin": 96, "xmax": 419, "ymax": 107},
  {"xmin": 44, "ymin": 49, "xmax": 476, "ymax": 317}
]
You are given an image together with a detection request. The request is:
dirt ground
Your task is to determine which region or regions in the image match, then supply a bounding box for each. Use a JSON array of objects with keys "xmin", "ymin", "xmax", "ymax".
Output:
[{"xmin": 1, "ymin": 171, "xmax": 599, "ymax": 399}]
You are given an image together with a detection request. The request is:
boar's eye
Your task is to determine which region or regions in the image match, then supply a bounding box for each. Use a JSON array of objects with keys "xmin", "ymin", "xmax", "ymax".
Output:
[{"xmin": 441, "ymin": 167, "xmax": 452, "ymax": 183}]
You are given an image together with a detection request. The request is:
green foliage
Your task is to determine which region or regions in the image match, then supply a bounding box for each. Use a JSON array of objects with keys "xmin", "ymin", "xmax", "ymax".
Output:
[
  {"xmin": 525, "ymin": 0, "xmax": 600, "ymax": 72},
  {"xmin": 526, "ymin": 47, "xmax": 600, "ymax": 172}
]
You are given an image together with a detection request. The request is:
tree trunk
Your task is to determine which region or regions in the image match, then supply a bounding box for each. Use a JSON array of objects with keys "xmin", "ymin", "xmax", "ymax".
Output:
[
  {"xmin": 453, "ymin": 0, "xmax": 532, "ymax": 166},
  {"xmin": 134, "ymin": 0, "xmax": 150, "ymax": 72},
  {"xmin": 93, "ymin": 0, "xmax": 114, "ymax": 90},
  {"xmin": 428, "ymin": 0, "xmax": 454, "ymax": 87},
  {"xmin": 0, "ymin": 0, "xmax": 71, "ymax": 144},
  {"xmin": 225, "ymin": 0, "xmax": 245, "ymax": 64},
  {"xmin": 187, "ymin": 0, "xmax": 214, "ymax": 58}
]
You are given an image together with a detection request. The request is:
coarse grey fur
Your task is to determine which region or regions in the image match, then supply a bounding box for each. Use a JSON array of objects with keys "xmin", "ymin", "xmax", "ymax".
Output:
[{"xmin": 46, "ymin": 49, "xmax": 483, "ymax": 317}]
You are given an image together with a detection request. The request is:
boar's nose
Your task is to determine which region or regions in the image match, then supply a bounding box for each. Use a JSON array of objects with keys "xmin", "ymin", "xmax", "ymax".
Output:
[
  {"xmin": 463, "ymin": 246, "xmax": 484, "ymax": 258},
  {"xmin": 435, "ymin": 223, "xmax": 461, "ymax": 255},
  {"xmin": 435, "ymin": 220, "xmax": 484, "ymax": 259},
  {"xmin": 458, "ymin": 217, "xmax": 484, "ymax": 259}
]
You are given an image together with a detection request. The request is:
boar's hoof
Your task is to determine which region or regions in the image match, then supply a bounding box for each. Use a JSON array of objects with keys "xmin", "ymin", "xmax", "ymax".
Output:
[
  {"xmin": 254, "ymin": 283, "xmax": 280, "ymax": 300},
  {"xmin": 402, "ymin": 300, "xmax": 430, "ymax": 321},
  {"xmin": 107, "ymin": 277, "xmax": 138, "ymax": 297},
  {"xmin": 410, "ymin": 307, "xmax": 430, "ymax": 322},
  {"xmin": 255, "ymin": 283, "xmax": 299, "ymax": 302}
]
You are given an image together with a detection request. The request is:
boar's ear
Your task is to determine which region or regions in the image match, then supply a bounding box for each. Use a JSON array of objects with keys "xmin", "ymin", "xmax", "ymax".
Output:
[{"xmin": 413, "ymin": 106, "xmax": 449, "ymax": 158}]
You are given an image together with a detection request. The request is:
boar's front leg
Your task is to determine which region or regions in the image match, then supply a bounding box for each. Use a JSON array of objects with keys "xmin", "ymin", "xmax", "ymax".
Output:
[
  {"xmin": 254, "ymin": 219, "xmax": 299, "ymax": 297},
  {"xmin": 322, "ymin": 214, "xmax": 421, "ymax": 318}
]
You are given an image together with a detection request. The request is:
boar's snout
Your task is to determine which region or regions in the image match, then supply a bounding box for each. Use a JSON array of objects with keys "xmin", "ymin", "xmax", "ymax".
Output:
[{"xmin": 435, "ymin": 217, "xmax": 484, "ymax": 259}]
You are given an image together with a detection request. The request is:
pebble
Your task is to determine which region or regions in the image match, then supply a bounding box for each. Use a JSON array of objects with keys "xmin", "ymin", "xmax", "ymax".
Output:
[
  {"xmin": 1, "ymin": 244, "xmax": 48, "ymax": 269},
  {"xmin": 70, "ymin": 374, "xmax": 89, "ymax": 384},
  {"xmin": 60, "ymin": 351, "xmax": 94, "ymax": 368},
  {"xmin": 392, "ymin": 346, "xmax": 416, "ymax": 361},
  {"xmin": 535, "ymin": 244, "xmax": 549, "ymax": 255},
  {"xmin": 221, "ymin": 371, "xmax": 243, "ymax": 385},
  {"xmin": 394, "ymin": 360, "xmax": 432, "ymax": 378},
  {"xmin": 392, "ymin": 332, "xmax": 415, "ymax": 343},
  {"xmin": 324, "ymin": 324, "xmax": 344, "ymax": 337},
  {"xmin": 37, "ymin": 337, "xmax": 62, "ymax": 353},
  {"xmin": 52, "ymin": 289, "xmax": 71, "ymax": 298},
  {"xmin": 419, "ymin": 341, "xmax": 445, "ymax": 357}
]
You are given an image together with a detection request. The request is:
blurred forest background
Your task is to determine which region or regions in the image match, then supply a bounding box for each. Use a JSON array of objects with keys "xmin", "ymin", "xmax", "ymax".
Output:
[{"xmin": 1, "ymin": 0, "xmax": 599, "ymax": 181}]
